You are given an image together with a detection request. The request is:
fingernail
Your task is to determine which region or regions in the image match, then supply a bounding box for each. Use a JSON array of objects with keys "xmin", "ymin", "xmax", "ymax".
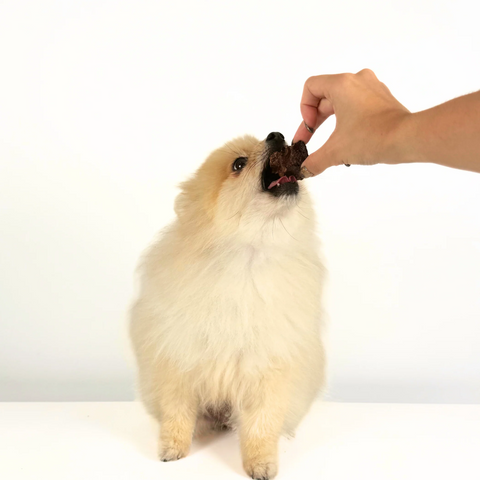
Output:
[
  {"xmin": 304, "ymin": 122, "xmax": 315, "ymax": 134},
  {"xmin": 300, "ymin": 165, "xmax": 314, "ymax": 179}
]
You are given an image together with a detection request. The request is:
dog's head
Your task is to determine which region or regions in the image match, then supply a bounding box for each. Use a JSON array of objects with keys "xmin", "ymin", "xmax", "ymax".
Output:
[{"xmin": 174, "ymin": 133, "xmax": 311, "ymax": 238}]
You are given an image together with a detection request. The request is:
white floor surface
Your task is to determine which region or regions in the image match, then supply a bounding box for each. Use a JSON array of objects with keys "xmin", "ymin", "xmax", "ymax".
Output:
[{"xmin": 1, "ymin": 401, "xmax": 479, "ymax": 479}]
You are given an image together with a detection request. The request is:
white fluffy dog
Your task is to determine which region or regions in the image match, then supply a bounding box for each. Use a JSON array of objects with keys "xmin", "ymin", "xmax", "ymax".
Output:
[{"xmin": 129, "ymin": 132, "xmax": 326, "ymax": 479}]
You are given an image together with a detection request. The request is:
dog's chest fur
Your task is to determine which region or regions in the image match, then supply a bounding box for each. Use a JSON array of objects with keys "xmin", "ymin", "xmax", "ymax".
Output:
[{"xmin": 149, "ymin": 238, "xmax": 323, "ymax": 371}]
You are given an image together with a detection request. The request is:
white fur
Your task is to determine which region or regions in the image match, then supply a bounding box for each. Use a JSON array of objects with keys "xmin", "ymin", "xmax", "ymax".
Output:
[{"xmin": 129, "ymin": 135, "xmax": 326, "ymax": 477}]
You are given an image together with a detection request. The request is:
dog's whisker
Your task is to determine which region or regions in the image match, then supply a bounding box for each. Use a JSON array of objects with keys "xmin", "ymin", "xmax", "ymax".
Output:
[
  {"xmin": 225, "ymin": 210, "xmax": 241, "ymax": 221},
  {"xmin": 295, "ymin": 198, "xmax": 310, "ymax": 220},
  {"xmin": 279, "ymin": 217, "xmax": 298, "ymax": 242}
]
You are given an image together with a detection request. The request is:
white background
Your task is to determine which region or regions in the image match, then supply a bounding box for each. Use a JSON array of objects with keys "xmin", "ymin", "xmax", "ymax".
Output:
[{"xmin": 0, "ymin": 0, "xmax": 479, "ymax": 403}]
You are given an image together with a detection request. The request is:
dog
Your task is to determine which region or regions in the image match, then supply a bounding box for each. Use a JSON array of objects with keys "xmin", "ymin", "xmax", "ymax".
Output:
[{"xmin": 129, "ymin": 132, "xmax": 326, "ymax": 479}]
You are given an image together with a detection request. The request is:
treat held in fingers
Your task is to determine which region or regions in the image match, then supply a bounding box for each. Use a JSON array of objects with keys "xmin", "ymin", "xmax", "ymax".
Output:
[{"xmin": 268, "ymin": 141, "xmax": 309, "ymax": 189}]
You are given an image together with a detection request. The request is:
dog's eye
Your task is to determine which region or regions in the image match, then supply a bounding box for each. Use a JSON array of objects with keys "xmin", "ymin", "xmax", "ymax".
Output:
[{"xmin": 232, "ymin": 157, "xmax": 248, "ymax": 172}]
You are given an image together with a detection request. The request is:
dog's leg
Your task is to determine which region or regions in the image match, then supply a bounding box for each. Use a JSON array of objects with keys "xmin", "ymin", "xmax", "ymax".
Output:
[
  {"xmin": 239, "ymin": 367, "xmax": 291, "ymax": 480},
  {"xmin": 156, "ymin": 366, "xmax": 198, "ymax": 462}
]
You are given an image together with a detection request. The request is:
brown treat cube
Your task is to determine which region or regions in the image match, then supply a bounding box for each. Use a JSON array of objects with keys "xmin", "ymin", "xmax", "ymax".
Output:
[{"xmin": 269, "ymin": 141, "xmax": 308, "ymax": 179}]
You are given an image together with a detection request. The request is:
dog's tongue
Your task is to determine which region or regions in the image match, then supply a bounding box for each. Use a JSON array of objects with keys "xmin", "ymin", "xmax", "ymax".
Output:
[{"xmin": 268, "ymin": 175, "xmax": 297, "ymax": 190}]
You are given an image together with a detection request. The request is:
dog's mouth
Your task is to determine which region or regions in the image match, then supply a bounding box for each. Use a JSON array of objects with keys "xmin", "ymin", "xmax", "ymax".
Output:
[
  {"xmin": 261, "ymin": 147, "xmax": 299, "ymax": 196},
  {"xmin": 268, "ymin": 175, "xmax": 298, "ymax": 189}
]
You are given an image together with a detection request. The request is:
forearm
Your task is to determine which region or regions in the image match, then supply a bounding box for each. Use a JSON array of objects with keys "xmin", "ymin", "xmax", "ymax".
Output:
[{"xmin": 395, "ymin": 91, "xmax": 480, "ymax": 173}]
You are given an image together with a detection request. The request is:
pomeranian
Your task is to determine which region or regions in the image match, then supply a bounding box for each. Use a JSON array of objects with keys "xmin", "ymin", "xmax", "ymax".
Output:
[{"xmin": 129, "ymin": 132, "xmax": 326, "ymax": 479}]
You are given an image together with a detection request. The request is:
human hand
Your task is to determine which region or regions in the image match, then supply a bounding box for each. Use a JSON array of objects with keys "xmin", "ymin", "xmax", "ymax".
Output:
[{"xmin": 293, "ymin": 69, "xmax": 412, "ymax": 176}]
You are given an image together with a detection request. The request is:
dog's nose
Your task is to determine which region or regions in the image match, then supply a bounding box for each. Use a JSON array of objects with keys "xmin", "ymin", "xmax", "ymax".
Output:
[{"xmin": 266, "ymin": 132, "xmax": 285, "ymax": 142}]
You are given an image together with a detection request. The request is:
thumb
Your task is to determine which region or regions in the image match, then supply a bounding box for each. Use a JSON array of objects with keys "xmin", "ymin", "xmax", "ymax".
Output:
[{"xmin": 301, "ymin": 134, "xmax": 341, "ymax": 177}]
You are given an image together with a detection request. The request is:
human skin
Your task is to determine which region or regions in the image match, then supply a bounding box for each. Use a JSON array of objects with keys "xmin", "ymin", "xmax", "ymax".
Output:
[{"xmin": 293, "ymin": 69, "xmax": 480, "ymax": 175}]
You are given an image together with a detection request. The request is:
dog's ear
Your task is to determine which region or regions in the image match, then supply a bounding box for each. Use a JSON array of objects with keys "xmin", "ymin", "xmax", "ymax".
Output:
[
  {"xmin": 173, "ymin": 190, "xmax": 188, "ymax": 219},
  {"xmin": 174, "ymin": 165, "xmax": 220, "ymax": 223}
]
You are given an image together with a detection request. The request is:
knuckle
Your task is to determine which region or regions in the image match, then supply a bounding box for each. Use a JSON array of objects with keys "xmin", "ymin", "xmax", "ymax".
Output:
[
  {"xmin": 305, "ymin": 75, "xmax": 318, "ymax": 88},
  {"xmin": 358, "ymin": 68, "xmax": 375, "ymax": 77},
  {"xmin": 380, "ymin": 81, "xmax": 390, "ymax": 91},
  {"xmin": 337, "ymin": 73, "xmax": 354, "ymax": 87}
]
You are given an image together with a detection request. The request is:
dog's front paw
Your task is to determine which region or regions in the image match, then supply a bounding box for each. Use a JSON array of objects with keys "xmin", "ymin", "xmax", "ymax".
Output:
[
  {"xmin": 244, "ymin": 460, "xmax": 278, "ymax": 480},
  {"xmin": 158, "ymin": 441, "xmax": 190, "ymax": 462}
]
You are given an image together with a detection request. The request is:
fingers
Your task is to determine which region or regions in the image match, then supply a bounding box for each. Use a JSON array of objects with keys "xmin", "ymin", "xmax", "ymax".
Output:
[
  {"xmin": 293, "ymin": 74, "xmax": 350, "ymax": 173},
  {"xmin": 301, "ymin": 74, "xmax": 339, "ymax": 109},
  {"xmin": 294, "ymin": 69, "xmax": 396, "ymax": 176},
  {"xmin": 301, "ymin": 135, "xmax": 341, "ymax": 176},
  {"xmin": 293, "ymin": 75, "xmax": 338, "ymax": 144},
  {"xmin": 300, "ymin": 103, "xmax": 319, "ymax": 135},
  {"xmin": 293, "ymin": 120, "xmax": 313, "ymax": 144},
  {"xmin": 293, "ymin": 99, "xmax": 335, "ymax": 144},
  {"xmin": 301, "ymin": 150, "xmax": 333, "ymax": 176}
]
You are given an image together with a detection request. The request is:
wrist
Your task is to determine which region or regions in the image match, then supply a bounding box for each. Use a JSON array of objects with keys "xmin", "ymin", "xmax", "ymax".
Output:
[{"xmin": 384, "ymin": 111, "xmax": 421, "ymax": 165}]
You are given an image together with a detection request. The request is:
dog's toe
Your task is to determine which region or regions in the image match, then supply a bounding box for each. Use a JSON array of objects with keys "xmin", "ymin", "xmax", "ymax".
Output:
[
  {"xmin": 245, "ymin": 461, "xmax": 278, "ymax": 480},
  {"xmin": 159, "ymin": 445, "xmax": 188, "ymax": 462}
]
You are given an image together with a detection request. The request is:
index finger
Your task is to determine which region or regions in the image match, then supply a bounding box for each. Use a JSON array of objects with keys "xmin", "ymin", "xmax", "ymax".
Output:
[
  {"xmin": 293, "ymin": 75, "xmax": 338, "ymax": 144},
  {"xmin": 293, "ymin": 98, "xmax": 335, "ymax": 144}
]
